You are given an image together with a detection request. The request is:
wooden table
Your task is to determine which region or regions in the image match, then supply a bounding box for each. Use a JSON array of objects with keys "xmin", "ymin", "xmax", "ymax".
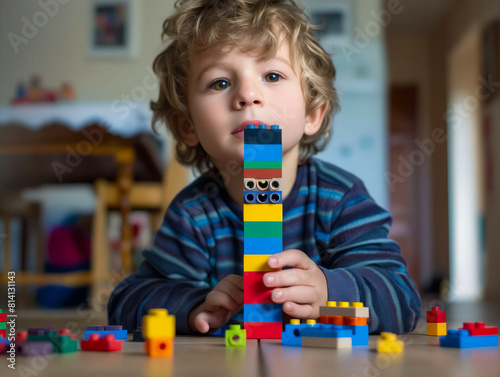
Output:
[{"xmin": 1, "ymin": 302, "xmax": 499, "ymax": 377}]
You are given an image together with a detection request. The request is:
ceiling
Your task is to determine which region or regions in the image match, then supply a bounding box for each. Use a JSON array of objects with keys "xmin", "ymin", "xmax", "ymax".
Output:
[{"xmin": 385, "ymin": 0, "xmax": 456, "ymax": 34}]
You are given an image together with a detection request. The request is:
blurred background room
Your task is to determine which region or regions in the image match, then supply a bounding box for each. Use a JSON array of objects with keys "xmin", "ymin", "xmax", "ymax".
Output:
[{"xmin": 0, "ymin": 0, "xmax": 499, "ymax": 330}]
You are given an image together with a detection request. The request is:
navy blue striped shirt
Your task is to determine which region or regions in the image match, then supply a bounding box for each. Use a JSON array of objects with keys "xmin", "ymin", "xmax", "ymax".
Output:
[{"xmin": 108, "ymin": 158, "xmax": 421, "ymax": 334}]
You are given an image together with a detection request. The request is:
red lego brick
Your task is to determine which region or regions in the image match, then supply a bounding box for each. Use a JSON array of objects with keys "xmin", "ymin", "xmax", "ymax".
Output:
[
  {"xmin": 244, "ymin": 271, "xmax": 273, "ymax": 305},
  {"xmin": 16, "ymin": 331, "xmax": 28, "ymax": 342},
  {"xmin": 81, "ymin": 334, "xmax": 122, "ymax": 352},
  {"xmin": 244, "ymin": 168, "xmax": 282, "ymax": 179},
  {"xmin": 58, "ymin": 329, "xmax": 78, "ymax": 340},
  {"xmin": 0, "ymin": 313, "xmax": 6, "ymax": 322},
  {"xmin": 427, "ymin": 307, "xmax": 446, "ymax": 323},
  {"xmin": 245, "ymin": 322, "xmax": 282, "ymax": 339},
  {"xmin": 0, "ymin": 330, "xmax": 6, "ymax": 339},
  {"xmin": 459, "ymin": 322, "xmax": 498, "ymax": 336}
]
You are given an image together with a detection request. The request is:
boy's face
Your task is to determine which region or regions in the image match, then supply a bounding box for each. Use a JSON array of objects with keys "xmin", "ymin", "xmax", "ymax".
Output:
[{"xmin": 180, "ymin": 40, "xmax": 322, "ymax": 168}]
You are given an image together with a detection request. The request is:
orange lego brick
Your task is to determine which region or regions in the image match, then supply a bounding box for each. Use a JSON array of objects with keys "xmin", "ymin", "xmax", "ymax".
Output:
[{"xmin": 145, "ymin": 338, "xmax": 174, "ymax": 357}]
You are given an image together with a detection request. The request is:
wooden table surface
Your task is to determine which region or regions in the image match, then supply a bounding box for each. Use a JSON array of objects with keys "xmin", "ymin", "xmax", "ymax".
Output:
[{"xmin": 1, "ymin": 329, "xmax": 499, "ymax": 377}]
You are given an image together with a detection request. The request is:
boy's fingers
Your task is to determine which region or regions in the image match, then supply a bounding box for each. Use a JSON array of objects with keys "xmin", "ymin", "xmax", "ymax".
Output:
[
  {"xmin": 270, "ymin": 286, "xmax": 315, "ymax": 305},
  {"xmin": 281, "ymin": 301, "xmax": 316, "ymax": 319},
  {"xmin": 263, "ymin": 268, "xmax": 307, "ymax": 288},
  {"xmin": 215, "ymin": 279, "xmax": 244, "ymax": 305},
  {"xmin": 205, "ymin": 289, "xmax": 240, "ymax": 312},
  {"xmin": 267, "ymin": 249, "xmax": 315, "ymax": 270},
  {"xmin": 223, "ymin": 274, "xmax": 244, "ymax": 290}
]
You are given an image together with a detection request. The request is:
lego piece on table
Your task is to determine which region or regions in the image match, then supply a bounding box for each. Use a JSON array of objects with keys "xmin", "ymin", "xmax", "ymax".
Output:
[
  {"xmin": 302, "ymin": 336, "xmax": 352, "ymax": 349},
  {"xmin": 301, "ymin": 324, "xmax": 354, "ymax": 339},
  {"xmin": 243, "ymin": 204, "xmax": 283, "ymax": 222},
  {"xmin": 282, "ymin": 319, "xmax": 320, "ymax": 347},
  {"xmin": 225, "ymin": 325, "xmax": 246, "ymax": 347},
  {"xmin": 16, "ymin": 331, "xmax": 28, "ymax": 342},
  {"xmin": 319, "ymin": 302, "xmax": 369, "ymax": 318},
  {"xmin": 133, "ymin": 328, "xmax": 144, "ymax": 342},
  {"xmin": 58, "ymin": 329, "xmax": 78, "ymax": 340},
  {"xmin": 144, "ymin": 338, "xmax": 174, "ymax": 357},
  {"xmin": 426, "ymin": 307, "xmax": 446, "ymax": 323},
  {"xmin": 142, "ymin": 309, "xmax": 175, "ymax": 339},
  {"xmin": 427, "ymin": 322, "xmax": 447, "ymax": 336},
  {"xmin": 349, "ymin": 324, "xmax": 369, "ymax": 346},
  {"xmin": 81, "ymin": 334, "xmax": 123, "ymax": 352},
  {"xmin": 459, "ymin": 322, "xmax": 498, "ymax": 336},
  {"xmin": 440, "ymin": 330, "xmax": 499, "ymax": 348},
  {"xmin": 245, "ymin": 322, "xmax": 282, "ymax": 339},
  {"xmin": 84, "ymin": 329, "xmax": 127, "ymax": 340},
  {"xmin": 28, "ymin": 327, "xmax": 55, "ymax": 335},
  {"xmin": 28, "ymin": 331, "xmax": 78, "ymax": 353},
  {"xmin": 377, "ymin": 332, "xmax": 404, "ymax": 353},
  {"xmin": 15, "ymin": 341, "xmax": 52, "ymax": 356},
  {"xmin": 244, "ymin": 271, "xmax": 272, "ymax": 305}
]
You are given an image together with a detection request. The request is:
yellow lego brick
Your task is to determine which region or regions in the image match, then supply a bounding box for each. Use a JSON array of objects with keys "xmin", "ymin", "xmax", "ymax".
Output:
[
  {"xmin": 244, "ymin": 254, "xmax": 277, "ymax": 271},
  {"xmin": 377, "ymin": 332, "xmax": 404, "ymax": 353},
  {"xmin": 243, "ymin": 204, "xmax": 282, "ymax": 222},
  {"xmin": 142, "ymin": 308, "xmax": 175, "ymax": 339},
  {"xmin": 427, "ymin": 322, "xmax": 447, "ymax": 336}
]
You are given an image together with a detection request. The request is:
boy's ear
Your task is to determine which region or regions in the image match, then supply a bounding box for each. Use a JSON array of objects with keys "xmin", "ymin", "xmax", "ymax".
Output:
[
  {"xmin": 304, "ymin": 101, "xmax": 329, "ymax": 136},
  {"xmin": 176, "ymin": 113, "xmax": 199, "ymax": 147}
]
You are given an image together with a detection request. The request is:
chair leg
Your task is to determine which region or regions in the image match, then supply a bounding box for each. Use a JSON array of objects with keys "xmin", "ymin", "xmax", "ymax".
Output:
[{"xmin": 91, "ymin": 179, "xmax": 110, "ymax": 312}]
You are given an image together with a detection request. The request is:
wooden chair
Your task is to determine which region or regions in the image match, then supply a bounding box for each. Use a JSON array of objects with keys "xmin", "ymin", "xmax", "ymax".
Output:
[{"xmin": 90, "ymin": 145, "xmax": 189, "ymax": 310}]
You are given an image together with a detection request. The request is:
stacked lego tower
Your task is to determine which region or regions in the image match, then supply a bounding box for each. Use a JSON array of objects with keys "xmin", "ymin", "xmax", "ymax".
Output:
[
  {"xmin": 426, "ymin": 306, "xmax": 446, "ymax": 336},
  {"xmin": 282, "ymin": 301, "xmax": 370, "ymax": 348},
  {"xmin": 0, "ymin": 309, "xmax": 6, "ymax": 339},
  {"xmin": 243, "ymin": 124, "xmax": 283, "ymax": 339}
]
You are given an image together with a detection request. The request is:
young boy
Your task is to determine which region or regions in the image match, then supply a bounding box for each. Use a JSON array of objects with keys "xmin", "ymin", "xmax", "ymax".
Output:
[{"xmin": 108, "ymin": 0, "xmax": 421, "ymax": 335}]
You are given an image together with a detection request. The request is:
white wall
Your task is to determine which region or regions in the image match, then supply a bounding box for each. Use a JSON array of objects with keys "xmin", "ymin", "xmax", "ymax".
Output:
[{"xmin": 0, "ymin": 0, "xmax": 175, "ymax": 103}]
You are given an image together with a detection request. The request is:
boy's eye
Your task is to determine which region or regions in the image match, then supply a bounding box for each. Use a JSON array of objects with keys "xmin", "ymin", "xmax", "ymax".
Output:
[
  {"xmin": 210, "ymin": 80, "xmax": 230, "ymax": 90},
  {"xmin": 264, "ymin": 73, "xmax": 282, "ymax": 82}
]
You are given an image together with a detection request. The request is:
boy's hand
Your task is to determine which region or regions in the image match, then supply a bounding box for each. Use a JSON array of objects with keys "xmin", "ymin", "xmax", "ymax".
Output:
[
  {"xmin": 263, "ymin": 249, "xmax": 328, "ymax": 319},
  {"xmin": 188, "ymin": 274, "xmax": 243, "ymax": 334}
]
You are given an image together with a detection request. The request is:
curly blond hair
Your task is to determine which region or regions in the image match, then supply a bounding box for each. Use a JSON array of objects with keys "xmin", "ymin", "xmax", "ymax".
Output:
[{"xmin": 151, "ymin": 0, "xmax": 339, "ymax": 173}]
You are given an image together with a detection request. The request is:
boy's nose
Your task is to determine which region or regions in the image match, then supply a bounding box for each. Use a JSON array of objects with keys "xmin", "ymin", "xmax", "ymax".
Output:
[{"xmin": 232, "ymin": 82, "xmax": 264, "ymax": 109}]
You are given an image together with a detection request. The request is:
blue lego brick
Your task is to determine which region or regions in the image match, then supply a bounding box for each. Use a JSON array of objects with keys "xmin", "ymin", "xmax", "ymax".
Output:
[
  {"xmin": 84, "ymin": 329, "xmax": 127, "ymax": 340},
  {"xmin": 244, "ymin": 304, "xmax": 282, "ymax": 323},
  {"xmin": 282, "ymin": 323, "xmax": 320, "ymax": 347},
  {"xmin": 301, "ymin": 324, "xmax": 353, "ymax": 339},
  {"xmin": 244, "ymin": 128, "xmax": 281, "ymax": 145},
  {"xmin": 440, "ymin": 330, "xmax": 499, "ymax": 348},
  {"xmin": 244, "ymin": 237, "xmax": 283, "ymax": 254},
  {"xmin": 244, "ymin": 144, "xmax": 282, "ymax": 162},
  {"xmin": 348, "ymin": 324, "xmax": 369, "ymax": 346},
  {"xmin": 244, "ymin": 191, "xmax": 282, "ymax": 204}
]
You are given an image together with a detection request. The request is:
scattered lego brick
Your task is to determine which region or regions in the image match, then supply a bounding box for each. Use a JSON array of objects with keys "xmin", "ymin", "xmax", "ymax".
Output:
[
  {"xmin": 143, "ymin": 308, "xmax": 176, "ymax": 357},
  {"xmin": 440, "ymin": 330, "xmax": 499, "ymax": 348},
  {"xmin": 145, "ymin": 338, "xmax": 173, "ymax": 357},
  {"xmin": 15, "ymin": 341, "xmax": 52, "ymax": 356},
  {"xmin": 28, "ymin": 330, "xmax": 78, "ymax": 353},
  {"xmin": 377, "ymin": 332, "xmax": 404, "ymax": 353},
  {"xmin": 459, "ymin": 322, "xmax": 498, "ymax": 336},
  {"xmin": 81, "ymin": 334, "xmax": 123, "ymax": 352},
  {"xmin": 225, "ymin": 325, "xmax": 246, "ymax": 347}
]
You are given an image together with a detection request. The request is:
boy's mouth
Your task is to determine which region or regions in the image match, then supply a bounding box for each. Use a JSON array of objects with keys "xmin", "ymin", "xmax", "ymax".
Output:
[{"xmin": 232, "ymin": 120, "xmax": 265, "ymax": 137}]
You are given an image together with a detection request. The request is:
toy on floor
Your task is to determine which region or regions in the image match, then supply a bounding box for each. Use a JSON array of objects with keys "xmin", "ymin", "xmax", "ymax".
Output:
[
  {"xmin": 27, "ymin": 327, "xmax": 78, "ymax": 353},
  {"xmin": 243, "ymin": 124, "xmax": 283, "ymax": 340},
  {"xmin": 85, "ymin": 325, "xmax": 127, "ymax": 340},
  {"xmin": 427, "ymin": 306, "xmax": 447, "ymax": 336},
  {"xmin": 142, "ymin": 308, "xmax": 175, "ymax": 357},
  {"xmin": 81, "ymin": 334, "xmax": 123, "ymax": 352},
  {"xmin": 282, "ymin": 301, "xmax": 370, "ymax": 349},
  {"xmin": 225, "ymin": 325, "xmax": 247, "ymax": 347},
  {"xmin": 0, "ymin": 309, "xmax": 7, "ymax": 339},
  {"xmin": 377, "ymin": 332, "xmax": 404, "ymax": 353},
  {"xmin": 440, "ymin": 322, "xmax": 498, "ymax": 349}
]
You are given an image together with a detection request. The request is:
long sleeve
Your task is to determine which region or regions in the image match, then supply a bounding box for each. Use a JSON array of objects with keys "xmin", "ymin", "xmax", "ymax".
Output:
[
  {"xmin": 108, "ymin": 203, "xmax": 212, "ymax": 334},
  {"xmin": 317, "ymin": 182, "xmax": 421, "ymax": 334}
]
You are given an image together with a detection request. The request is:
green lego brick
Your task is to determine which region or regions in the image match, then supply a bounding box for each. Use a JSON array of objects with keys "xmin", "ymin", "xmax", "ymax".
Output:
[
  {"xmin": 244, "ymin": 221, "xmax": 282, "ymax": 238},
  {"xmin": 0, "ymin": 322, "xmax": 6, "ymax": 330},
  {"xmin": 28, "ymin": 331, "xmax": 77, "ymax": 353},
  {"xmin": 244, "ymin": 160, "xmax": 282, "ymax": 169}
]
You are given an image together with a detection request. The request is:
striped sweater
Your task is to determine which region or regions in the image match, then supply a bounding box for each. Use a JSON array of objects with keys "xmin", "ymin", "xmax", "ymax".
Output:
[{"xmin": 108, "ymin": 157, "xmax": 421, "ymax": 334}]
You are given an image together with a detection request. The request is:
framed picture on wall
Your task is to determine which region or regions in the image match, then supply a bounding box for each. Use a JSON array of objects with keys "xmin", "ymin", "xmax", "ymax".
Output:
[
  {"xmin": 305, "ymin": 1, "xmax": 353, "ymax": 53},
  {"xmin": 87, "ymin": 0, "xmax": 140, "ymax": 59}
]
